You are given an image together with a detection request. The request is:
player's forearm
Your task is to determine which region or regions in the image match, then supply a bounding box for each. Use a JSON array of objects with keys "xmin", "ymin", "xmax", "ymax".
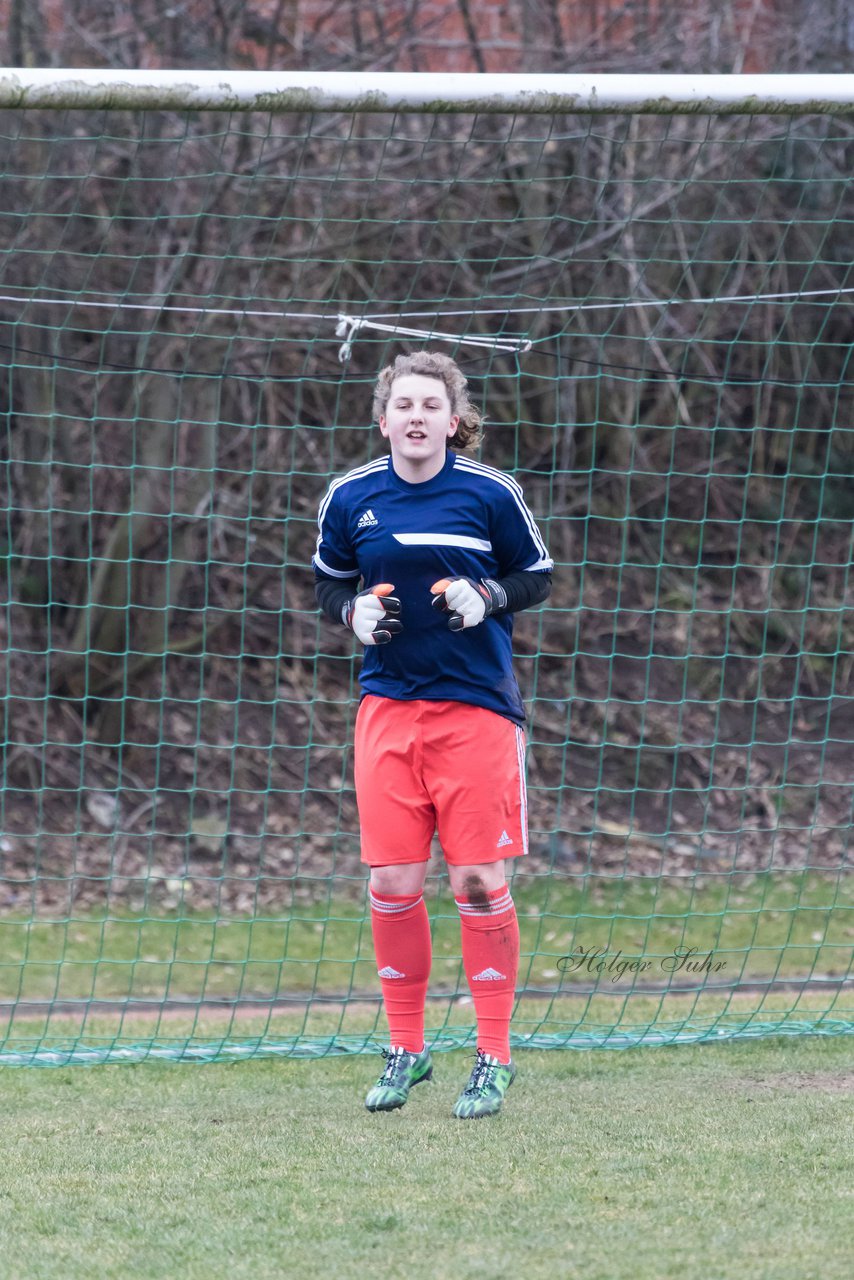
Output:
[
  {"xmin": 489, "ymin": 569, "xmax": 552, "ymax": 615},
  {"xmin": 315, "ymin": 576, "xmax": 360, "ymax": 626}
]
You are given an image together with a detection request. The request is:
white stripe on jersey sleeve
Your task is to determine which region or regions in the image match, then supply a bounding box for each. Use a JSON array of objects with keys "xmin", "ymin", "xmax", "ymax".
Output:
[
  {"xmin": 313, "ymin": 457, "xmax": 390, "ymax": 577},
  {"xmin": 315, "ymin": 456, "xmax": 389, "ymax": 528},
  {"xmin": 312, "ymin": 550, "xmax": 359, "ymax": 579},
  {"xmin": 453, "ymin": 457, "xmax": 553, "ymax": 571}
]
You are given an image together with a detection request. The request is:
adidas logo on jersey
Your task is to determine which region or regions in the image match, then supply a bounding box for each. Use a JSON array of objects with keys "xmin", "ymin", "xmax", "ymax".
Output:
[
  {"xmin": 472, "ymin": 967, "xmax": 507, "ymax": 981},
  {"xmin": 377, "ymin": 965, "xmax": 406, "ymax": 979},
  {"xmin": 357, "ymin": 508, "xmax": 379, "ymax": 528},
  {"xmin": 497, "ymin": 830, "xmax": 513, "ymax": 848}
]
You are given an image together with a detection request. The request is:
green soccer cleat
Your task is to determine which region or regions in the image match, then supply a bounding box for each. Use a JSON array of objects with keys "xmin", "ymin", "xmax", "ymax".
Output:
[
  {"xmin": 365, "ymin": 1045, "xmax": 433, "ymax": 1112},
  {"xmin": 453, "ymin": 1048, "xmax": 517, "ymax": 1119}
]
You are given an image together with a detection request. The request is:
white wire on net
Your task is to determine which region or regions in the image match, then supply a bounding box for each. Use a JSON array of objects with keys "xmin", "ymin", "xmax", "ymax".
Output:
[{"xmin": 0, "ymin": 284, "xmax": 851, "ymax": 362}]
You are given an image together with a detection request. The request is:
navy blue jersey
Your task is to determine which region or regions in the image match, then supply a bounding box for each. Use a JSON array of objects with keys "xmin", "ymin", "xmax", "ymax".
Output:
[{"xmin": 313, "ymin": 449, "xmax": 552, "ymax": 724}]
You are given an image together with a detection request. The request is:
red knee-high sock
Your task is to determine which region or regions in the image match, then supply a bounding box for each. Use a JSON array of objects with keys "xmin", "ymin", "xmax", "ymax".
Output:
[
  {"xmin": 456, "ymin": 884, "xmax": 520, "ymax": 1063},
  {"xmin": 370, "ymin": 889, "xmax": 432, "ymax": 1053}
]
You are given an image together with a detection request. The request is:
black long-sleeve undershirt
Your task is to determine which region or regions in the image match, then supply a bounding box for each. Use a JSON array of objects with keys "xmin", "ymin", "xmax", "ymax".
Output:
[{"xmin": 315, "ymin": 570, "xmax": 552, "ymax": 628}]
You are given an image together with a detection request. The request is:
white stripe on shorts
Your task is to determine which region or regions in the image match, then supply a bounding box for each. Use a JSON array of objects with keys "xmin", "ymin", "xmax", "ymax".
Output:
[{"xmin": 515, "ymin": 724, "xmax": 529, "ymax": 857}]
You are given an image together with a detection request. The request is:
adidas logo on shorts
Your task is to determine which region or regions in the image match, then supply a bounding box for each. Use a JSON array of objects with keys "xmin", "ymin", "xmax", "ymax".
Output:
[
  {"xmin": 357, "ymin": 508, "xmax": 379, "ymax": 528},
  {"xmin": 472, "ymin": 967, "xmax": 507, "ymax": 981},
  {"xmin": 377, "ymin": 965, "xmax": 406, "ymax": 979},
  {"xmin": 497, "ymin": 830, "xmax": 513, "ymax": 848}
]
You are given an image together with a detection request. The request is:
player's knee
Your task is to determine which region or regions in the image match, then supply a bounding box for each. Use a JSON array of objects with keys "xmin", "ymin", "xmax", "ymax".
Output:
[
  {"xmin": 370, "ymin": 864, "xmax": 427, "ymax": 896},
  {"xmin": 448, "ymin": 863, "xmax": 507, "ymax": 898}
]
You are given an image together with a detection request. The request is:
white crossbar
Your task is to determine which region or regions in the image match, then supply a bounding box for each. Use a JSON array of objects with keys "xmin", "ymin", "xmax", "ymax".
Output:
[{"xmin": 0, "ymin": 70, "xmax": 853, "ymax": 114}]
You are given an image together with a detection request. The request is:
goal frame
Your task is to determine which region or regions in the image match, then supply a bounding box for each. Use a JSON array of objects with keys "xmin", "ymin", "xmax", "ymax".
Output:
[
  {"xmin": 0, "ymin": 67, "xmax": 852, "ymax": 1064},
  {"xmin": 0, "ymin": 69, "xmax": 853, "ymax": 115}
]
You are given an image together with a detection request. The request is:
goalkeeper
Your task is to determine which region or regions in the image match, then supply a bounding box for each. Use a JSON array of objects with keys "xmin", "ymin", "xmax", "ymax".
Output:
[{"xmin": 313, "ymin": 351, "xmax": 552, "ymax": 1119}]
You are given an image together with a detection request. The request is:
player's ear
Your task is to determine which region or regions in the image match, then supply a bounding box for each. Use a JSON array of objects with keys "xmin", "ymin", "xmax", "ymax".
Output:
[
  {"xmin": 447, "ymin": 415, "xmax": 460, "ymax": 436},
  {"xmin": 379, "ymin": 415, "xmax": 390, "ymax": 438}
]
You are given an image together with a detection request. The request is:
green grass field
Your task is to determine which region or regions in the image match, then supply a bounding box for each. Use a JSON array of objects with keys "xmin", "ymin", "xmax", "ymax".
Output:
[
  {"xmin": 0, "ymin": 870, "xmax": 850, "ymax": 1063},
  {"xmin": 1, "ymin": 871, "xmax": 851, "ymax": 1276},
  {"xmin": 1, "ymin": 1033, "xmax": 851, "ymax": 1280},
  {"xmin": 1, "ymin": 871, "xmax": 850, "ymax": 1004}
]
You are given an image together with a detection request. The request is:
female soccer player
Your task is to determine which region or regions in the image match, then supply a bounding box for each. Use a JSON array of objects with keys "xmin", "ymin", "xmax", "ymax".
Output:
[{"xmin": 313, "ymin": 351, "xmax": 552, "ymax": 1119}]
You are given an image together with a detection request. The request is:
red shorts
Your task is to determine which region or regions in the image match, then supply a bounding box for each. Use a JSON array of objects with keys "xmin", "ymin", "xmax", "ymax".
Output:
[{"xmin": 354, "ymin": 695, "xmax": 528, "ymax": 867}]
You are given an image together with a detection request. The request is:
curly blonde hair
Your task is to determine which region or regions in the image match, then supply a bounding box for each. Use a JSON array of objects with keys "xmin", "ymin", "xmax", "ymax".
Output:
[{"xmin": 371, "ymin": 351, "xmax": 483, "ymax": 451}]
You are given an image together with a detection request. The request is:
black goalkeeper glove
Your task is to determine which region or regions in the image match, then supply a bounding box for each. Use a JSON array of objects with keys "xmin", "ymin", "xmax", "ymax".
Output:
[{"xmin": 430, "ymin": 577, "xmax": 507, "ymax": 631}]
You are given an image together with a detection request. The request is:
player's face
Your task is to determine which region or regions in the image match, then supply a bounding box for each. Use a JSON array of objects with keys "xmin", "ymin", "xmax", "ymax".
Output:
[{"xmin": 379, "ymin": 374, "xmax": 460, "ymax": 481}]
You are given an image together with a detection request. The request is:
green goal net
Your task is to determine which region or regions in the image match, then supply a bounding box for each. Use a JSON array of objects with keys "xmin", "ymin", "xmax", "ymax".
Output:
[{"xmin": 0, "ymin": 73, "xmax": 852, "ymax": 1065}]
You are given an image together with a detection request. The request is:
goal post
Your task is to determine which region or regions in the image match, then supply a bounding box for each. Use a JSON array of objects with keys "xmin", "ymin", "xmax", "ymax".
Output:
[{"xmin": 0, "ymin": 72, "xmax": 852, "ymax": 1065}]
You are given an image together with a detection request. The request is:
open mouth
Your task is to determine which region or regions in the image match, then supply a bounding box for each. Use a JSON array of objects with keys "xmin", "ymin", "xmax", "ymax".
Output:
[{"xmin": 407, "ymin": 431, "xmax": 427, "ymax": 440}]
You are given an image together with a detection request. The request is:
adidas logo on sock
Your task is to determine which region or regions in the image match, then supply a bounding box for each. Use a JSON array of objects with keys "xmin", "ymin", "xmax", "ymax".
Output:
[
  {"xmin": 357, "ymin": 508, "xmax": 379, "ymax": 528},
  {"xmin": 377, "ymin": 965, "xmax": 406, "ymax": 979},
  {"xmin": 496, "ymin": 830, "xmax": 513, "ymax": 848},
  {"xmin": 472, "ymin": 967, "xmax": 507, "ymax": 981}
]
